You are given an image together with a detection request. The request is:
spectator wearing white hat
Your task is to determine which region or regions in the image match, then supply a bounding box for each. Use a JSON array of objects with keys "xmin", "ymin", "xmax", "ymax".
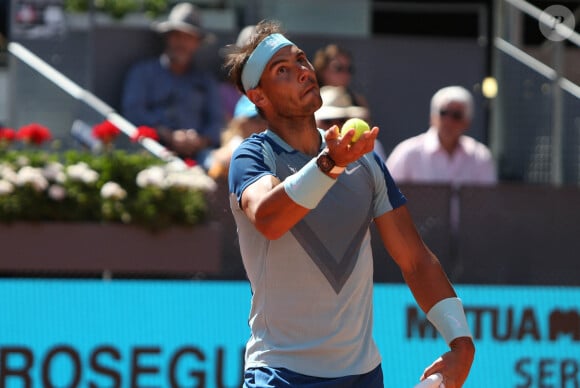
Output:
[
  {"xmin": 315, "ymin": 85, "xmax": 387, "ymax": 161},
  {"xmin": 121, "ymin": 2, "xmax": 223, "ymax": 167}
]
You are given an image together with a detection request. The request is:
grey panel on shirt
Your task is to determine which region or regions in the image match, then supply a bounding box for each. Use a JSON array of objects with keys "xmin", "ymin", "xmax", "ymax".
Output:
[{"xmin": 275, "ymin": 149, "xmax": 375, "ymax": 294}]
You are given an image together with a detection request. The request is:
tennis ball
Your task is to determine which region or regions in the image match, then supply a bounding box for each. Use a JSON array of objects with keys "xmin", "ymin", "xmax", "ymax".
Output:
[{"xmin": 340, "ymin": 118, "xmax": 370, "ymax": 142}]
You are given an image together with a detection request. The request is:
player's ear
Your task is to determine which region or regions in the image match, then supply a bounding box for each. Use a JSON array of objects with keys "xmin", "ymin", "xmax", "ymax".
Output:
[{"xmin": 247, "ymin": 89, "xmax": 266, "ymax": 110}]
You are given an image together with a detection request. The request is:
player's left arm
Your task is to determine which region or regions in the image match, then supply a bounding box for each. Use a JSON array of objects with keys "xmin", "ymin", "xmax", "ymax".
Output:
[
  {"xmin": 374, "ymin": 206, "xmax": 455, "ymax": 309},
  {"xmin": 374, "ymin": 207, "xmax": 475, "ymax": 387}
]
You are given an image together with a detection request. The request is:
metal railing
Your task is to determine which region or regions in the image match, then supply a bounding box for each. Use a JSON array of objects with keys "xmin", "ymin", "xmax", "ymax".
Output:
[
  {"xmin": 7, "ymin": 42, "xmax": 187, "ymax": 168},
  {"xmin": 491, "ymin": 0, "xmax": 579, "ymax": 185}
]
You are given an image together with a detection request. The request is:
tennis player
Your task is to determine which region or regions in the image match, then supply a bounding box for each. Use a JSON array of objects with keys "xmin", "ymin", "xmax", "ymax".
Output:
[{"xmin": 224, "ymin": 20, "xmax": 475, "ymax": 388}]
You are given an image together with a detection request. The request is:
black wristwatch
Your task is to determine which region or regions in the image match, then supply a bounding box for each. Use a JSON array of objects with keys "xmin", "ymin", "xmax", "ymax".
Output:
[{"xmin": 316, "ymin": 151, "xmax": 345, "ymax": 175}]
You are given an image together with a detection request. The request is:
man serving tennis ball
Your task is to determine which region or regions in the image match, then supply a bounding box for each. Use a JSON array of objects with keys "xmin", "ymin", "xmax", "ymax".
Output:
[{"xmin": 225, "ymin": 20, "xmax": 474, "ymax": 388}]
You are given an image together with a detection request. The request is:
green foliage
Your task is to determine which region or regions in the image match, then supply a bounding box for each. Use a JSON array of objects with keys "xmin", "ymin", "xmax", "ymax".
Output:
[
  {"xmin": 64, "ymin": 0, "xmax": 169, "ymax": 19},
  {"xmin": 64, "ymin": 0, "xmax": 90, "ymax": 13},
  {"xmin": 143, "ymin": 0, "xmax": 169, "ymax": 18},
  {"xmin": 0, "ymin": 149, "xmax": 215, "ymax": 231},
  {"xmin": 95, "ymin": 0, "xmax": 140, "ymax": 20}
]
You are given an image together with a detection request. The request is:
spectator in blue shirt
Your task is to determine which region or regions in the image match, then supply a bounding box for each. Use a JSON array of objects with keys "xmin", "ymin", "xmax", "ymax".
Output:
[{"xmin": 121, "ymin": 2, "xmax": 223, "ymax": 167}]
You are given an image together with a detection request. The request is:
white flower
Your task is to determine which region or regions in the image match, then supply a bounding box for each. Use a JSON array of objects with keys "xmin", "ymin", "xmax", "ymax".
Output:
[
  {"xmin": 136, "ymin": 166, "xmax": 165, "ymax": 188},
  {"xmin": 80, "ymin": 169, "xmax": 99, "ymax": 184},
  {"xmin": 165, "ymin": 166, "xmax": 217, "ymax": 192},
  {"xmin": 66, "ymin": 162, "xmax": 99, "ymax": 184},
  {"xmin": 48, "ymin": 184, "xmax": 67, "ymax": 201},
  {"xmin": 43, "ymin": 162, "xmax": 66, "ymax": 183},
  {"xmin": 0, "ymin": 179, "xmax": 14, "ymax": 195},
  {"xmin": 0, "ymin": 164, "xmax": 18, "ymax": 183},
  {"xmin": 16, "ymin": 155, "xmax": 29, "ymax": 167},
  {"xmin": 136, "ymin": 164, "xmax": 216, "ymax": 192},
  {"xmin": 66, "ymin": 162, "xmax": 89, "ymax": 180},
  {"xmin": 16, "ymin": 166, "xmax": 49, "ymax": 192},
  {"xmin": 164, "ymin": 171, "xmax": 189, "ymax": 189},
  {"xmin": 100, "ymin": 181, "xmax": 127, "ymax": 200}
]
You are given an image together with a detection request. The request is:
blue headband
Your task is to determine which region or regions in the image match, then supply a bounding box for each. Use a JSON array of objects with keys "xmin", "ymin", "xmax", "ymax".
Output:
[{"xmin": 241, "ymin": 33, "xmax": 293, "ymax": 91}]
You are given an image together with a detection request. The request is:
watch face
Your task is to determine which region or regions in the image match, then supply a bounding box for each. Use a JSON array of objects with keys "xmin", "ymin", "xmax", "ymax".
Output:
[{"xmin": 317, "ymin": 153, "xmax": 335, "ymax": 173}]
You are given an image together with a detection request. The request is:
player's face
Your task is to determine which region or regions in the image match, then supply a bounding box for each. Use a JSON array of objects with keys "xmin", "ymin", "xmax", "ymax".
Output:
[{"xmin": 258, "ymin": 45, "xmax": 322, "ymax": 118}]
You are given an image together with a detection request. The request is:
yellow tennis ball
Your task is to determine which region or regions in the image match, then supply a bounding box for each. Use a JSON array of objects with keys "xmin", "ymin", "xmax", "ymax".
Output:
[{"xmin": 340, "ymin": 118, "xmax": 370, "ymax": 142}]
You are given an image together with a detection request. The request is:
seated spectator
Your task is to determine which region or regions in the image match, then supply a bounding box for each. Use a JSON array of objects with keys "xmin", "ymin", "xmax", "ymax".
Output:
[
  {"xmin": 313, "ymin": 44, "xmax": 369, "ymax": 110},
  {"xmin": 315, "ymin": 85, "xmax": 386, "ymax": 161},
  {"xmin": 206, "ymin": 95, "xmax": 266, "ymax": 180},
  {"xmin": 386, "ymin": 85, "xmax": 497, "ymax": 186},
  {"xmin": 121, "ymin": 2, "xmax": 223, "ymax": 168}
]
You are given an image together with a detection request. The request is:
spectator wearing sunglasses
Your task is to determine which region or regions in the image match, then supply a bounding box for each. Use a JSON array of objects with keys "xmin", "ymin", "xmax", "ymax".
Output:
[
  {"xmin": 386, "ymin": 85, "xmax": 497, "ymax": 186},
  {"xmin": 312, "ymin": 44, "xmax": 369, "ymax": 111}
]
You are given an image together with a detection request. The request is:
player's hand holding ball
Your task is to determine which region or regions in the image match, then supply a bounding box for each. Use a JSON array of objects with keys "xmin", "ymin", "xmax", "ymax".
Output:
[
  {"xmin": 340, "ymin": 118, "xmax": 371, "ymax": 143},
  {"xmin": 325, "ymin": 117, "xmax": 376, "ymax": 167}
]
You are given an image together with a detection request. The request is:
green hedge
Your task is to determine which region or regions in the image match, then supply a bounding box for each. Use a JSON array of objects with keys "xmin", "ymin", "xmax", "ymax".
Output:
[{"xmin": 0, "ymin": 149, "xmax": 216, "ymax": 231}]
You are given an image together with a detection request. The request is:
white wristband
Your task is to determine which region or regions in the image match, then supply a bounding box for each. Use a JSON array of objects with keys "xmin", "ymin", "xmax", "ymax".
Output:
[
  {"xmin": 283, "ymin": 158, "xmax": 336, "ymax": 209},
  {"xmin": 426, "ymin": 297, "xmax": 472, "ymax": 345}
]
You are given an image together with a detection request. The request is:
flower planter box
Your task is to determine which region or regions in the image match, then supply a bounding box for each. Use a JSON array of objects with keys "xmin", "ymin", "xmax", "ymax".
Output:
[{"xmin": 0, "ymin": 222, "xmax": 222, "ymax": 277}]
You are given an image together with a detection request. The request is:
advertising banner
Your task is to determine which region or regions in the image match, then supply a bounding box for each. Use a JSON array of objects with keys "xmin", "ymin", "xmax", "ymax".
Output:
[{"xmin": 0, "ymin": 280, "xmax": 578, "ymax": 387}]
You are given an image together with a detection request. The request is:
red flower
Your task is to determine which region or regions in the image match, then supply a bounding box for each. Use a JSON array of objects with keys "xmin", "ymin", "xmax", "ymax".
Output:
[
  {"xmin": 184, "ymin": 158, "xmax": 197, "ymax": 167},
  {"xmin": 16, "ymin": 123, "xmax": 52, "ymax": 145},
  {"xmin": 0, "ymin": 127, "xmax": 16, "ymax": 142},
  {"xmin": 131, "ymin": 126, "xmax": 159, "ymax": 142},
  {"xmin": 92, "ymin": 120, "xmax": 121, "ymax": 144}
]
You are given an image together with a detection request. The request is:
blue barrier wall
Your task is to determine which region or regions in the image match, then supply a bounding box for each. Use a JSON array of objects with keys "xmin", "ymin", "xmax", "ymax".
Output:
[{"xmin": 1, "ymin": 280, "xmax": 578, "ymax": 387}]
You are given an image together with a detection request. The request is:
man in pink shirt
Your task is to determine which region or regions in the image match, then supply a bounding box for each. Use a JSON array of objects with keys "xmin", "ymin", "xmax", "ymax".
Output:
[{"xmin": 386, "ymin": 86, "xmax": 497, "ymax": 186}]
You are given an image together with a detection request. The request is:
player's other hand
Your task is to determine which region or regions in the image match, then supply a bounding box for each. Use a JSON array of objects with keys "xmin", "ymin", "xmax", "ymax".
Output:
[
  {"xmin": 324, "ymin": 125, "xmax": 378, "ymax": 167},
  {"xmin": 420, "ymin": 337, "xmax": 475, "ymax": 388}
]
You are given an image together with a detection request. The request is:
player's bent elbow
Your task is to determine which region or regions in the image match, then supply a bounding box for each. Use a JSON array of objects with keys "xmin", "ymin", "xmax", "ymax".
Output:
[
  {"xmin": 255, "ymin": 222, "xmax": 288, "ymax": 240},
  {"xmin": 398, "ymin": 250, "xmax": 440, "ymax": 278},
  {"xmin": 252, "ymin": 207, "xmax": 297, "ymax": 240}
]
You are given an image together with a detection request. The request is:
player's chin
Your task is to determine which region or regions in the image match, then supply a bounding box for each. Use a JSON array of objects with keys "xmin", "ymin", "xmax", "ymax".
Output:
[{"xmin": 303, "ymin": 91, "xmax": 322, "ymax": 111}]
